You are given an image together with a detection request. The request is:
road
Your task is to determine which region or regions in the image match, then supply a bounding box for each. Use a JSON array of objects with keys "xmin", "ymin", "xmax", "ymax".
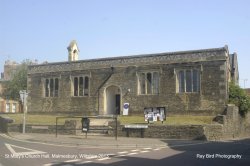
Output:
[{"xmin": 0, "ymin": 133, "xmax": 250, "ymax": 166}]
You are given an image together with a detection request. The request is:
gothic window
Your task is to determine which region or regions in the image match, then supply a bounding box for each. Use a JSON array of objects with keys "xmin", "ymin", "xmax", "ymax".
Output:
[
  {"xmin": 73, "ymin": 76, "xmax": 89, "ymax": 97},
  {"xmin": 45, "ymin": 78, "xmax": 59, "ymax": 97},
  {"xmin": 138, "ymin": 72, "xmax": 159, "ymax": 95},
  {"xmin": 177, "ymin": 69, "xmax": 200, "ymax": 93}
]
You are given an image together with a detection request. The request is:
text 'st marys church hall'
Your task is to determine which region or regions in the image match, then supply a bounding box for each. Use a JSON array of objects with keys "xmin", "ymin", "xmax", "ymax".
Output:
[{"xmin": 27, "ymin": 41, "xmax": 239, "ymax": 116}]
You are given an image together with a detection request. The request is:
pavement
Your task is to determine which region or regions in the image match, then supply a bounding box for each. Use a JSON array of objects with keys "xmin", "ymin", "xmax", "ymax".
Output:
[{"xmin": 6, "ymin": 132, "xmax": 170, "ymax": 149}]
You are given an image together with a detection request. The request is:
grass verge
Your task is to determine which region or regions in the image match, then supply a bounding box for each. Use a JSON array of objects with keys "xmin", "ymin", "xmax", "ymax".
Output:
[{"xmin": 1, "ymin": 113, "xmax": 214, "ymax": 125}]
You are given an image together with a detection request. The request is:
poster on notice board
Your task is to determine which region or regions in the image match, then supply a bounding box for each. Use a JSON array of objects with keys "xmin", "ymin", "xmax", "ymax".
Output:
[{"xmin": 144, "ymin": 107, "xmax": 166, "ymax": 123}]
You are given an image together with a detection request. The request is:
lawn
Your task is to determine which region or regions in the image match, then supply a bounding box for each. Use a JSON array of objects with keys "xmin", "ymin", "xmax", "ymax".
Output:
[
  {"xmin": 1, "ymin": 113, "xmax": 214, "ymax": 125},
  {"xmin": 118, "ymin": 115, "xmax": 214, "ymax": 125},
  {"xmin": 0, "ymin": 114, "xmax": 76, "ymax": 125}
]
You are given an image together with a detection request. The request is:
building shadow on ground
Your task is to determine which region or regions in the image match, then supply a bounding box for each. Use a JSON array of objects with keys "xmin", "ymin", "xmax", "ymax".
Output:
[{"xmin": 50, "ymin": 138, "xmax": 250, "ymax": 166}]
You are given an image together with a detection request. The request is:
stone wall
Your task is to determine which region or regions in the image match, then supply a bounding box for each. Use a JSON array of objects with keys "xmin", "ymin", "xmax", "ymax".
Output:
[
  {"xmin": 110, "ymin": 105, "xmax": 250, "ymax": 141},
  {"xmin": 212, "ymin": 104, "xmax": 250, "ymax": 139},
  {"xmin": 111, "ymin": 125, "xmax": 205, "ymax": 140},
  {"xmin": 203, "ymin": 124, "xmax": 223, "ymax": 141}
]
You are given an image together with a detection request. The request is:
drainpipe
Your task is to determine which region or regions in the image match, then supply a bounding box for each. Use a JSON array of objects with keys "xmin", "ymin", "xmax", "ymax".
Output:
[{"xmin": 97, "ymin": 67, "xmax": 114, "ymax": 115}]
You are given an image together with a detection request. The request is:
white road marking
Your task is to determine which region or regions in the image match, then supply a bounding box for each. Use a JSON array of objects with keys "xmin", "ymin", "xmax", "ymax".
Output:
[
  {"xmin": 140, "ymin": 150, "xmax": 149, "ymax": 153},
  {"xmin": 153, "ymin": 148, "xmax": 162, "ymax": 151},
  {"xmin": 65, "ymin": 159, "xmax": 81, "ymax": 163},
  {"xmin": 127, "ymin": 152, "xmax": 138, "ymax": 155},
  {"xmin": 97, "ymin": 157, "xmax": 111, "ymax": 161},
  {"xmin": 118, "ymin": 154, "xmax": 127, "ymax": 157},
  {"xmin": 118, "ymin": 151, "xmax": 128, "ymax": 154},
  {"xmin": 43, "ymin": 164, "xmax": 53, "ymax": 166},
  {"xmin": 5, "ymin": 143, "xmax": 46, "ymax": 156},
  {"xmin": 143, "ymin": 147, "xmax": 152, "ymax": 150},
  {"xmin": 84, "ymin": 155, "xmax": 98, "ymax": 159},
  {"xmin": 131, "ymin": 149, "xmax": 140, "ymax": 152}
]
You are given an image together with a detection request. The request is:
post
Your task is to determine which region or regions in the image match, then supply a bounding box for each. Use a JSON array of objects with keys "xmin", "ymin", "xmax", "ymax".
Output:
[
  {"xmin": 115, "ymin": 115, "xmax": 118, "ymax": 140},
  {"xmin": 56, "ymin": 117, "xmax": 58, "ymax": 138},
  {"xmin": 19, "ymin": 90, "xmax": 27, "ymax": 134},
  {"xmin": 22, "ymin": 106, "xmax": 26, "ymax": 134}
]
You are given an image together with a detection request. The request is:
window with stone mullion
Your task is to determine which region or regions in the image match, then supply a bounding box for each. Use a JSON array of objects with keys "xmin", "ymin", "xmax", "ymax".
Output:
[
  {"xmin": 73, "ymin": 76, "xmax": 89, "ymax": 97},
  {"xmin": 45, "ymin": 78, "xmax": 59, "ymax": 97},
  {"xmin": 177, "ymin": 69, "xmax": 200, "ymax": 93}
]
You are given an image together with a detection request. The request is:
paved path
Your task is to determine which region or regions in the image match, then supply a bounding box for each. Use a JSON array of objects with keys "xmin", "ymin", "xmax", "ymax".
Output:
[{"xmin": 7, "ymin": 132, "xmax": 169, "ymax": 148}]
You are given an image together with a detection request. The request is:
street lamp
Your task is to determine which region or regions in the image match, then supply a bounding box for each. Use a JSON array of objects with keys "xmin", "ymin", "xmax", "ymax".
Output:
[{"xmin": 19, "ymin": 90, "xmax": 28, "ymax": 134}]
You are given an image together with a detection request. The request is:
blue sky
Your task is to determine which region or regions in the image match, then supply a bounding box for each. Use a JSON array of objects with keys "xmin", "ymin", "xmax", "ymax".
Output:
[{"xmin": 0, "ymin": 0, "xmax": 250, "ymax": 88}]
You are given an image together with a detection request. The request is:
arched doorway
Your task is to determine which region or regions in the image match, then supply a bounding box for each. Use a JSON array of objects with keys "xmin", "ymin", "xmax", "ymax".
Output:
[{"xmin": 104, "ymin": 85, "xmax": 121, "ymax": 115}]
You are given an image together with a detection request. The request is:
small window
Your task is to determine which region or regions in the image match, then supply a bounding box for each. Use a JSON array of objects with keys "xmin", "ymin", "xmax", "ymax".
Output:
[
  {"xmin": 6, "ymin": 103, "xmax": 10, "ymax": 113},
  {"xmin": 12, "ymin": 103, "xmax": 16, "ymax": 113}
]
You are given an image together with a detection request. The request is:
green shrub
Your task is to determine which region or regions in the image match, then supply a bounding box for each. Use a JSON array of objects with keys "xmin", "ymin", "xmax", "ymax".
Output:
[{"xmin": 229, "ymin": 83, "xmax": 250, "ymax": 117}]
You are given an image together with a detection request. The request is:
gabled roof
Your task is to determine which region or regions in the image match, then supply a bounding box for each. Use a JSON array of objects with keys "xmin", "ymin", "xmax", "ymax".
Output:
[{"xmin": 28, "ymin": 45, "xmax": 230, "ymax": 74}]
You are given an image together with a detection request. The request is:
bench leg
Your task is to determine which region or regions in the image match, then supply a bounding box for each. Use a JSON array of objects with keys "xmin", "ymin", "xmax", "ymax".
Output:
[
  {"xmin": 141, "ymin": 129, "xmax": 144, "ymax": 138},
  {"xmin": 126, "ymin": 129, "xmax": 130, "ymax": 137}
]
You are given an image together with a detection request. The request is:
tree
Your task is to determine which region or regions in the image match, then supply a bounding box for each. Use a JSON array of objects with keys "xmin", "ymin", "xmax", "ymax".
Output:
[
  {"xmin": 229, "ymin": 82, "xmax": 250, "ymax": 117},
  {"xmin": 3, "ymin": 60, "xmax": 32, "ymax": 100}
]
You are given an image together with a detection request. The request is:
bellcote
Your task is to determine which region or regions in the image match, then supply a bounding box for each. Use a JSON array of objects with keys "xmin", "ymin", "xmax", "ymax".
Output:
[{"xmin": 67, "ymin": 40, "xmax": 79, "ymax": 62}]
